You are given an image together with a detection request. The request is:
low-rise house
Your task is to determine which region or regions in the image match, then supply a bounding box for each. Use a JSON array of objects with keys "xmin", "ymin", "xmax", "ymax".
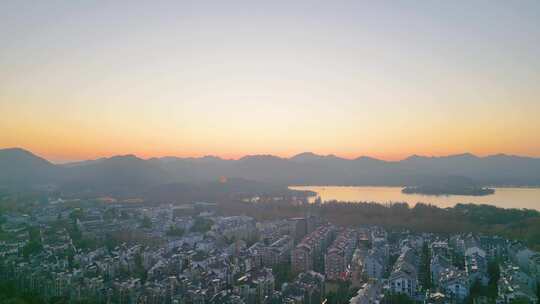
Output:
[
  {"xmin": 263, "ymin": 235, "xmax": 293, "ymax": 267},
  {"xmin": 497, "ymin": 263, "xmax": 538, "ymax": 304},
  {"xmin": 438, "ymin": 269, "xmax": 469, "ymax": 301},
  {"xmin": 349, "ymin": 281, "xmax": 383, "ymax": 304},
  {"xmin": 430, "ymin": 254, "xmax": 455, "ymax": 287},
  {"xmin": 236, "ymin": 268, "xmax": 275, "ymax": 304},
  {"xmin": 464, "ymin": 238, "xmax": 488, "ymax": 286},
  {"xmin": 389, "ymin": 247, "xmax": 419, "ymax": 297},
  {"xmin": 508, "ymin": 242, "xmax": 536, "ymax": 272},
  {"xmin": 528, "ymin": 253, "xmax": 540, "ymax": 283},
  {"xmin": 282, "ymin": 271, "xmax": 325, "ymax": 304},
  {"xmin": 362, "ymin": 250, "xmax": 385, "ymax": 280}
]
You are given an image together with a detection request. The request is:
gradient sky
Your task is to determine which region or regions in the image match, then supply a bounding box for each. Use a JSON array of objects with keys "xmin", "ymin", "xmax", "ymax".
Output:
[{"xmin": 1, "ymin": 1, "xmax": 539, "ymax": 163}]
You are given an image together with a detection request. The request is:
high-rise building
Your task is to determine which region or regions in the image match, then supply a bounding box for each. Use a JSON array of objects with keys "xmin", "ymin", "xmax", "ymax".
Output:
[
  {"xmin": 325, "ymin": 229, "xmax": 357, "ymax": 281},
  {"xmin": 289, "ymin": 217, "xmax": 307, "ymax": 243},
  {"xmin": 292, "ymin": 225, "xmax": 335, "ymax": 274}
]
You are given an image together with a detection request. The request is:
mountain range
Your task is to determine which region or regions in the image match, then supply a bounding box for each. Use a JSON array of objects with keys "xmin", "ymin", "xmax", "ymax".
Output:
[{"xmin": 1, "ymin": 148, "xmax": 540, "ymax": 198}]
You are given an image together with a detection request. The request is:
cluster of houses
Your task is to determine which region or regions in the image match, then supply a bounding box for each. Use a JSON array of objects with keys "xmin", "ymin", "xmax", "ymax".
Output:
[
  {"xmin": 1, "ymin": 200, "xmax": 540, "ymax": 304},
  {"xmin": 0, "ymin": 201, "xmax": 334, "ymax": 304},
  {"xmin": 349, "ymin": 231, "xmax": 540, "ymax": 304}
]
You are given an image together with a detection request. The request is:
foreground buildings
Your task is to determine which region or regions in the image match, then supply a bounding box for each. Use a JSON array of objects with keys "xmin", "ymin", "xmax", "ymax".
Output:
[{"xmin": 1, "ymin": 200, "xmax": 539, "ymax": 304}]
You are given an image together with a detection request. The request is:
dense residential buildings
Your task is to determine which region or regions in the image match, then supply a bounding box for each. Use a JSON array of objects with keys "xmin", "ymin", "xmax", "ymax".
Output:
[{"xmin": 1, "ymin": 199, "xmax": 539, "ymax": 304}]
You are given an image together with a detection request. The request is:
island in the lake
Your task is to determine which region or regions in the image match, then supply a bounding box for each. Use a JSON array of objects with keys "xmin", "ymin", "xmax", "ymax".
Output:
[
  {"xmin": 401, "ymin": 175, "xmax": 496, "ymax": 196},
  {"xmin": 402, "ymin": 185, "xmax": 495, "ymax": 196}
]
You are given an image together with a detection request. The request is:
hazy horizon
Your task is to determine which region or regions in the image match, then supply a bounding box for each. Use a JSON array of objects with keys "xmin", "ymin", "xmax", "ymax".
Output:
[
  {"xmin": 3, "ymin": 146, "xmax": 540, "ymax": 165},
  {"xmin": 2, "ymin": 1, "xmax": 540, "ymax": 163}
]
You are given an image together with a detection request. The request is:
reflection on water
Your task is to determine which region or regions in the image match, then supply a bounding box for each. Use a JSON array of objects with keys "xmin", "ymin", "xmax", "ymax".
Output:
[{"xmin": 289, "ymin": 186, "xmax": 540, "ymax": 210}]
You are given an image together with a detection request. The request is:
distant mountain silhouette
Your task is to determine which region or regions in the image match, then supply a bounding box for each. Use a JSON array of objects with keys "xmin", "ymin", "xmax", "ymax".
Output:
[
  {"xmin": 1, "ymin": 148, "xmax": 540, "ymax": 197},
  {"xmin": 61, "ymin": 154, "xmax": 170, "ymax": 196},
  {"xmin": 290, "ymin": 152, "xmax": 344, "ymax": 162},
  {"xmin": 0, "ymin": 148, "xmax": 60, "ymax": 189}
]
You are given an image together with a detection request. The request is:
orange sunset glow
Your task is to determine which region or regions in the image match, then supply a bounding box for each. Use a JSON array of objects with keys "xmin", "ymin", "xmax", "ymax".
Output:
[{"xmin": 1, "ymin": 1, "xmax": 539, "ymax": 163}]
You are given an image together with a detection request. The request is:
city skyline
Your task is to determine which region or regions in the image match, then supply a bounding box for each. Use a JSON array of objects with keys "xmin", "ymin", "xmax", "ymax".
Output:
[{"xmin": 2, "ymin": 1, "xmax": 540, "ymax": 163}]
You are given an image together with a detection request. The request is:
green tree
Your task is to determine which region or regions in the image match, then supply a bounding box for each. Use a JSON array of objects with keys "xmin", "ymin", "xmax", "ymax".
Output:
[
  {"xmin": 69, "ymin": 208, "xmax": 84, "ymax": 221},
  {"xmin": 166, "ymin": 226, "xmax": 184, "ymax": 237},
  {"xmin": 191, "ymin": 217, "xmax": 213, "ymax": 233},
  {"xmin": 140, "ymin": 216, "xmax": 152, "ymax": 229},
  {"xmin": 134, "ymin": 253, "xmax": 148, "ymax": 283},
  {"xmin": 487, "ymin": 260, "xmax": 500, "ymax": 299},
  {"xmin": 382, "ymin": 292, "xmax": 415, "ymax": 304},
  {"xmin": 22, "ymin": 241, "xmax": 42, "ymax": 258},
  {"xmin": 326, "ymin": 281, "xmax": 354, "ymax": 304},
  {"xmin": 510, "ymin": 298, "xmax": 531, "ymax": 304},
  {"xmin": 22, "ymin": 227, "xmax": 42, "ymax": 258},
  {"xmin": 273, "ymin": 262, "xmax": 294, "ymax": 289},
  {"xmin": 420, "ymin": 242, "xmax": 432, "ymax": 290}
]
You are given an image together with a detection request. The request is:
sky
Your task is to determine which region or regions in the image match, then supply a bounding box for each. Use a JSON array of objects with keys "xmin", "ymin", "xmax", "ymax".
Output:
[{"xmin": 1, "ymin": 1, "xmax": 539, "ymax": 163}]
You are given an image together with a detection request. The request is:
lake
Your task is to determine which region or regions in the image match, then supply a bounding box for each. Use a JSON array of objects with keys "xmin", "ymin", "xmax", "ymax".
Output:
[{"xmin": 289, "ymin": 186, "xmax": 540, "ymax": 210}]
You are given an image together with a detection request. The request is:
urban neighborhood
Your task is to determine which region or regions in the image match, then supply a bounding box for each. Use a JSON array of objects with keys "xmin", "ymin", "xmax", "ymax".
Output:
[{"xmin": 1, "ymin": 199, "xmax": 539, "ymax": 304}]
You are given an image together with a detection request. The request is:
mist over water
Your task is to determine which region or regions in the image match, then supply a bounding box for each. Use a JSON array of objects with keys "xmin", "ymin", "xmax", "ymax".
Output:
[{"xmin": 290, "ymin": 186, "xmax": 540, "ymax": 210}]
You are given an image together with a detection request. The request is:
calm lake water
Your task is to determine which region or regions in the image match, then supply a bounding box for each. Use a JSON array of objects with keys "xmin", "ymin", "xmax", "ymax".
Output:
[{"xmin": 289, "ymin": 186, "xmax": 540, "ymax": 210}]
